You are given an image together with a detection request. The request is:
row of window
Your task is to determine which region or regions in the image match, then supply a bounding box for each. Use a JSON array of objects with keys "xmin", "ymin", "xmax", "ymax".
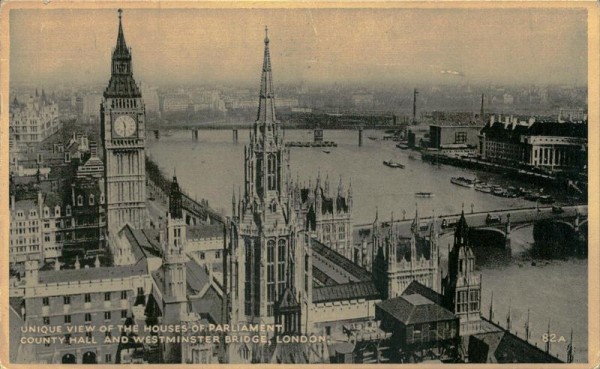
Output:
[
  {"xmin": 42, "ymin": 290, "xmax": 134, "ymax": 306},
  {"xmin": 45, "ymin": 310, "xmax": 127, "ymax": 325},
  {"xmin": 198, "ymin": 251, "xmax": 220, "ymax": 260},
  {"xmin": 456, "ymin": 290, "xmax": 480, "ymax": 313},
  {"xmin": 10, "ymin": 245, "xmax": 40, "ymax": 253}
]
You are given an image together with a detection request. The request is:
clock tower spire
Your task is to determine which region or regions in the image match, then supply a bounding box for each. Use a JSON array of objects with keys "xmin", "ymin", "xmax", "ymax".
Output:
[{"xmin": 101, "ymin": 9, "xmax": 147, "ymax": 234}]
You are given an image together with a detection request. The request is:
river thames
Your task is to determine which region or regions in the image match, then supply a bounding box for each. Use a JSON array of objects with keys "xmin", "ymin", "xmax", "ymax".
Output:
[{"xmin": 147, "ymin": 128, "xmax": 587, "ymax": 362}]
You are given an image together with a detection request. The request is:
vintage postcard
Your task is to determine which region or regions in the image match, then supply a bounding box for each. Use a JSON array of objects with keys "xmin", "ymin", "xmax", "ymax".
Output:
[{"xmin": 0, "ymin": 1, "xmax": 597, "ymax": 367}]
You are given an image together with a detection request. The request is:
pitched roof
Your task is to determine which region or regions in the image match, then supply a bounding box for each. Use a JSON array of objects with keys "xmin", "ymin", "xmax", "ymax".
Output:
[
  {"xmin": 313, "ymin": 281, "xmax": 380, "ymax": 303},
  {"xmin": 402, "ymin": 280, "xmax": 444, "ymax": 305},
  {"xmin": 376, "ymin": 293, "xmax": 456, "ymax": 325},
  {"xmin": 190, "ymin": 286, "xmax": 224, "ymax": 324},
  {"xmin": 185, "ymin": 260, "xmax": 211, "ymax": 294}
]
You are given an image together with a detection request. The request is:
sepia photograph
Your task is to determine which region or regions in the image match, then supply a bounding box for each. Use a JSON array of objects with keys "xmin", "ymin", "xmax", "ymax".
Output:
[{"xmin": 1, "ymin": 2, "xmax": 596, "ymax": 366}]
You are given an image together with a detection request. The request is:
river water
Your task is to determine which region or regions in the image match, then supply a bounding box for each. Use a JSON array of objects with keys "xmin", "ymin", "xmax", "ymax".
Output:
[{"xmin": 147, "ymin": 129, "xmax": 587, "ymax": 362}]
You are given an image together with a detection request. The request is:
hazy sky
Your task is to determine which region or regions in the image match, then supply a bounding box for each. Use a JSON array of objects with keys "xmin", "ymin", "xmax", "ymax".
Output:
[{"xmin": 10, "ymin": 8, "xmax": 588, "ymax": 87}]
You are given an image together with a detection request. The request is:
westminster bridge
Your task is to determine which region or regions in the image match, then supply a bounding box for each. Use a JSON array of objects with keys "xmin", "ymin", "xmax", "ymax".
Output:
[{"xmin": 353, "ymin": 205, "xmax": 588, "ymax": 254}]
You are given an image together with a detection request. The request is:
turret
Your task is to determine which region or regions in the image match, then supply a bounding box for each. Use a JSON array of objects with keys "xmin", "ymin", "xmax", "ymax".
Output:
[
  {"xmin": 169, "ymin": 173, "xmax": 183, "ymax": 220},
  {"xmin": 347, "ymin": 178, "xmax": 353, "ymax": 208}
]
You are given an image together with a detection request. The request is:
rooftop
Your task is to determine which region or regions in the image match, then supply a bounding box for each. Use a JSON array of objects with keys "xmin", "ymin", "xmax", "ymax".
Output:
[
  {"xmin": 377, "ymin": 292, "xmax": 456, "ymax": 325},
  {"xmin": 38, "ymin": 263, "xmax": 148, "ymax": 285}
]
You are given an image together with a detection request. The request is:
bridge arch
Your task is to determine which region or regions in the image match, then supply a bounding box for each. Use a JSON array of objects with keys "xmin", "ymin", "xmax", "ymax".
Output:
[
  {"xmin": 62, "ymin": 353, "xmax": 76, "ymax": 364},
  {"xmin": 82, "ymin": 351, "xmax": 97, "ymax": 364},
  {"xmin": 469, "ymin": 228, "xmax": 507, "ymax": 249},
  {"xmin": 533, "ymin": 219, "xmax": 577, "ymax": 257}
]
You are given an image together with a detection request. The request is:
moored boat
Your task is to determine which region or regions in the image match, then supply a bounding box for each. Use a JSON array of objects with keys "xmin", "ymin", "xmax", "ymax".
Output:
[
  {"xmin": 474, "ymin": 183, "xmax": 492, "ymax": 193},
  {"xmin": 383, "ymin": 160, "xmax": 405, "ymax": 169},
  {"xmin": 450, "ymin": 177, "xmax": 475, "ymax": 188}
]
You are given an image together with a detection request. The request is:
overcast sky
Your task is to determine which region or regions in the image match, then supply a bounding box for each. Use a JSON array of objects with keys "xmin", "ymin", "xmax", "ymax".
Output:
[{"xmin": 10, "ymin": 8, "xmax": 588, "ymax": 88}]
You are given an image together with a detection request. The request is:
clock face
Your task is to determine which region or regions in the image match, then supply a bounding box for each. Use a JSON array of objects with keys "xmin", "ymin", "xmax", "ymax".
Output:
[{"xmin": 114, "ymin": 115, "xmax": 137, "ymax": 137}]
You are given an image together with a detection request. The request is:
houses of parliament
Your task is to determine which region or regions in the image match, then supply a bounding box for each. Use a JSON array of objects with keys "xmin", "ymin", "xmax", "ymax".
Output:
[{"xmin": 12, "ymin": 9, "xmax": 568, "ymax": 365}]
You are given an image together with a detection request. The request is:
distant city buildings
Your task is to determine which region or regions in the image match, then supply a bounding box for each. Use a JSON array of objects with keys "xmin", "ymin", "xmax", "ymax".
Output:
[
  {"xmin": 82, "ymin": 94, "xmax": 103, "ymax": 121},
  {"xmin": 10, "ymin": 90, "xmax": 60, "ymax": 144}
]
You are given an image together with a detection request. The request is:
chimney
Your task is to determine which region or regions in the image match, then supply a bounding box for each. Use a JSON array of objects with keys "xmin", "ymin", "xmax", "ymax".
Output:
[
  {"xmin": 10, "ymin": 195, "xmax": 15, "ymax": 211},
  {"xmin": 490, "ymin": 115, "xmax": 495, "ymax": 125},
  {"xmin": 74, "ymin": 255, "xmax": 80, "ymax": 270}
]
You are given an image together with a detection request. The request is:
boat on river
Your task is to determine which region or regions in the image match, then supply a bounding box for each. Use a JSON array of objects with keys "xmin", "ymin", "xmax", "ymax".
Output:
[
  {"xmin": 383, "ymin": 160, "xmax": 405, "ymax": 169},
  {"xmin": 415, "ymin": 192, "xmax": 435, "ymax": 198},
  {"xmin": 450, "ymin": 177, "xmax": 475, "ymax": 188},
  {"xmin": 474, "ymin": 183, "xmax": 492, "ymax": 193}
]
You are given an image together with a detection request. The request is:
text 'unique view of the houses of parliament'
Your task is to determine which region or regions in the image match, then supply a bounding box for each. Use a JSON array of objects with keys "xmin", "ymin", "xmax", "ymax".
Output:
[{"xmin": 7, "ymin": 9, "xmax": 588, "ymax": 365}]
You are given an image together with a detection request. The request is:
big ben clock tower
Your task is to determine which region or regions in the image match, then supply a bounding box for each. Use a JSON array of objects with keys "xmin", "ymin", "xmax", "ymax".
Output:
[{"xmin": 101, "ymin": 9, "xmax": 147, "ymax": 232}]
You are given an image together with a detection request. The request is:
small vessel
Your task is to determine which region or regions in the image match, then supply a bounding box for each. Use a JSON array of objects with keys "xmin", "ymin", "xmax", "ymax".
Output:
[
  {"xmin": 383, "ymin": 160, "xmax": 405, "ymax": 169},
  {"xmin": 323, "ymin": 149, "xmax": 331, "ymax": 154},
  {"xmin": 164, "ymin": 129, "xmax": 174, "ymax": 137},
  {"xmin": 474, "ymin": 183, "xmax": 492, "ymax": 193},
  {"xmin": 368, "ymin": 136, "xmax": 378, "ymax": 141},
  {"xmin": 492, "ymin": 187, "xmax": 507, "ymax": 197},
  {"xmin": 415, "ymin": 192, "xmax": 435, "ymax": 198},
  {"xmin": 396, "ymin": 143, "xmax": 409, "ymax": 150},
  {"xmin": 450, "ymin": 177, "xmax": 475, "ymax": 188}
]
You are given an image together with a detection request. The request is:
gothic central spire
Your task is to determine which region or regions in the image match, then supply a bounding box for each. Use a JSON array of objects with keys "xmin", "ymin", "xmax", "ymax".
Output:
[{"xmin": 256, "ymin": 25, "xmax": 277, "ymax": 124}]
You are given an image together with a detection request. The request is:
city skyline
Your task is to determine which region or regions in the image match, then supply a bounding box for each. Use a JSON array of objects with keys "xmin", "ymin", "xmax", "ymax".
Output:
[{"xmin": 10, "ymin": 8, "xmax": 587, "ymax": 87}]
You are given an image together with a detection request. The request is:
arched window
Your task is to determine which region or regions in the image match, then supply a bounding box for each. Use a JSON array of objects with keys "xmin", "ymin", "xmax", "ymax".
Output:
[
  {"xmin": 77, "ymin": 195, "xmax": 83, "ymax": 206},
  {"xmin": 66, "ymin": 205, "xmax": 71, "ymax": 216},
  {"xmin": 54, "ymin": 206, "xmax": 60, "ymax": 217},
  {"xmin": 99, "ymin": 193, "xmax": 105, "ymax": 204},
  {"xmin": 267, "ymin": 240, "xmax": 275, "ymax": 263},
  {"xmin": 278, "ymin": 239, "xmax": 286, "ymax": 262},
  {"xmin": 267, "ymin": 154, "xmax": 276, "ymax": 191},
  {"xmin": 89, "ymin": 194, "xmax": 95, "ymax": 206}
]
